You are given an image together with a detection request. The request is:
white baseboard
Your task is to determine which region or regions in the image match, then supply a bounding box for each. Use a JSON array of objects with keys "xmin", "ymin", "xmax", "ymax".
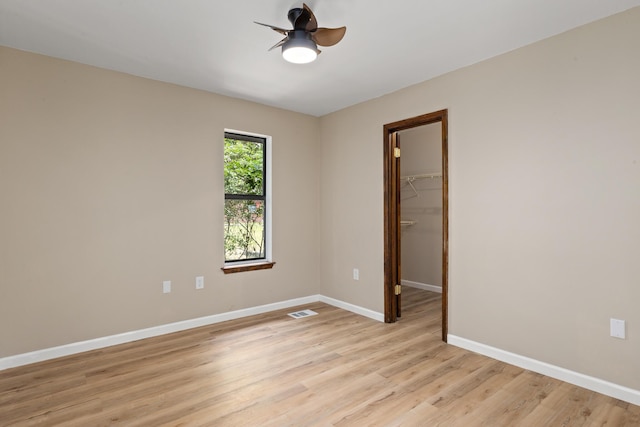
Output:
[
  {"xmin": 320, "ymin": 295, "xmax": 385, "ymax": 322},
  {"xmin": 0, "ymin": 295, "xmax": 382, "ymax": 371},
  {"xmin": 401, "ymin": 279, "xmax": 442, "ymax": 294},
  {"xmin": 448, "ymin": 334, "xmax": 640, "ymax": 406}
]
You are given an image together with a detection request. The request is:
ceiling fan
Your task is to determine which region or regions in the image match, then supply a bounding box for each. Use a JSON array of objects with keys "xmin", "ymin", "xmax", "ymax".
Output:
[{"xmin": 255, "ymin": 3, "xmax": 346, "ymax": 64}]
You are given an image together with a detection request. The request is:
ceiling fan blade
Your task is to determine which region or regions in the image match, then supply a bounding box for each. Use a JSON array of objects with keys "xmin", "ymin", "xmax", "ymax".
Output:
[
  {"xmin": 268, "ymin": 37, "xmax": 289, "ymax": 51},
  {"xmin": 254, "ymin": 21, "xmax": 289, "ymax": 35},
  {"xmin": 302, "ymin": 3, "xmax": 318, "ymax": 32},
  {"xmin": 312, "ymin": 26, "xmax": 346, "ymax": 47},
  {"xmin": 290, "ymin": 3, "xmax": 317, "ymax": 31}
]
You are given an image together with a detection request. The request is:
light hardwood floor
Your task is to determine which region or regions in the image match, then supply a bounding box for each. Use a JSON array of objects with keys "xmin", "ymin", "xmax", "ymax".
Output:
[{"xmin": 1, "ymin": 287, "xmax": 639, "ymax": 426}]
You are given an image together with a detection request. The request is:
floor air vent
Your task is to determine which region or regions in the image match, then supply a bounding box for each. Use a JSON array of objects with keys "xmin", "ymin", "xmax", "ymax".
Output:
[{"xmin": 287, "ymin": 309, "xmax": 318, "ymax": 319}]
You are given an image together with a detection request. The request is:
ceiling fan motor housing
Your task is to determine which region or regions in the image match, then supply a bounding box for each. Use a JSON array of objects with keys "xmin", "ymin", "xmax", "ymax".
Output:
[{"xmin": 288, "ymin": 7, "xmax": 305, "ymax": 27}]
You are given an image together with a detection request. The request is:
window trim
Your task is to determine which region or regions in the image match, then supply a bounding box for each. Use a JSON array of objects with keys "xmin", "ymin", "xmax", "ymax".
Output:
[
  {"xmin": 222, "ymin": 129, "xmax": 273, "ymax": 274},
  {"xmin": 221, "ymin": 261, "xmax": 275, "ymax": 274}
]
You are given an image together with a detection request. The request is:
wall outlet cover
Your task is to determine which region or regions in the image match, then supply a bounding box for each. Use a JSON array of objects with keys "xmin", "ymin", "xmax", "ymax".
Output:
[{"xmin": 610, "ymin": 318, "xmax": 626, "ymax": 339}]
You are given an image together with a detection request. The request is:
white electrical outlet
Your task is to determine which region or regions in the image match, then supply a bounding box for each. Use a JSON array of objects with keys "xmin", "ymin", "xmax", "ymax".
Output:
[
  {"xmin": 353, "ymin": 268, "xmax": 359, "ymax": 280},
  {"xmin": 610, "ymin": 318, "xmax": 626, "ymax": 339},
  {"xmin": 196, "ymin": 276, "xmax": 204, "ymax": 290},
  {"xmin": 163, "ymin": 280, "xmax": 171, "ymax": 294}
]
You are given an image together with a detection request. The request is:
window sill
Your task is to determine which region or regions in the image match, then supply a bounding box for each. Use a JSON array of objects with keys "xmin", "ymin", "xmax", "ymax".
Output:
[{"xmin": 221, "ymin": 261, "xmax": 276, "ymax": 274}]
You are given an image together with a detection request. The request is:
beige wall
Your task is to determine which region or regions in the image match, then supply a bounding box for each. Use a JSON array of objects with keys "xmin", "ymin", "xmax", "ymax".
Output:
[
  {"xmin": 399, "ymin": 124, "xmax": 442, "ymax": 287},
  {"xmin": 319, "ymin": 7, "xmax": 640, "ymax": 390},
  {"xmin": 0, "ymin": 46, "xmax": 320, "ymax": 357}
]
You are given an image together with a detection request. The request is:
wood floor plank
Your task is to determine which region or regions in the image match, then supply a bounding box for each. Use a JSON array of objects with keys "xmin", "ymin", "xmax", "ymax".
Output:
[
  {"xmin": 428, "ymin": 359, "xmax": 523, "ymax": 410},
  {"xmin": 331, "ymin": 381, "xmax": 439, "ymax": 427},
  {"xmin": 1, "ymin": 287, "xmax": 638, "ymax": 426}
]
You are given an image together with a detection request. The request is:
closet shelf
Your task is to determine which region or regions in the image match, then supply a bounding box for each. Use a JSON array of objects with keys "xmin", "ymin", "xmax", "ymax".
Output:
[
  {"xmin": 401, "ymin": 172, "xmax": 442, "ymax": 198},
  {"xmin": 401, "ymin": 172, "xmax": 442, "ymax": 182}
]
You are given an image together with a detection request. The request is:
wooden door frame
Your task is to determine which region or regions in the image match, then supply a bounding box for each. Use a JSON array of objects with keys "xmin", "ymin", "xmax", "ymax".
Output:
[{"xmin": 383, "ymin": 109, "xmax": 449, "ymax": 342}]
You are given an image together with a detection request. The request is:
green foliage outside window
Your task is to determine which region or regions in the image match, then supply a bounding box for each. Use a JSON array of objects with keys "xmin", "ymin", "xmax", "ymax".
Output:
[{"xmin": 224, "ymin": 136, "xmax": 266, "ymax": 261}]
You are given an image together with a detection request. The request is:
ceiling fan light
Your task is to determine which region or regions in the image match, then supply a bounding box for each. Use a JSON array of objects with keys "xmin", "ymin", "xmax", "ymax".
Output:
[
  {"xmin": 282, "ymin": 31, "xmax": 317, "ymax": 64},
  {"xmin": 283, "ymin": 46, "xmax": 317, "ymax": 64}
]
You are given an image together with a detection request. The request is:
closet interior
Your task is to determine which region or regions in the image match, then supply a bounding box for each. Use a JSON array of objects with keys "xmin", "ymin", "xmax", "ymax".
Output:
[{"xmin": 399, "ymin": 123, "xmax": 443, "ymax": 293}]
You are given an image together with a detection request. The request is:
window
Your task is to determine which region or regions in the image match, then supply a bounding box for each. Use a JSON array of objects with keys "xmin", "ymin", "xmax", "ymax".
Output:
[{"xmin": 222, "ymin": 131, "xmax": 274, "ymax": 273}]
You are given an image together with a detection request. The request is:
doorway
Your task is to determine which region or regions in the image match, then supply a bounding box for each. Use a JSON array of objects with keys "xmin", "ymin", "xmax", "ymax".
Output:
[{"xmin": 383, "ymin": 110, "xmax": 448, "ymax": 342}]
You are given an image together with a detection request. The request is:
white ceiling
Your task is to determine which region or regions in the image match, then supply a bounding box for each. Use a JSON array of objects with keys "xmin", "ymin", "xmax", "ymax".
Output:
[{"xmin": 1, "ymin": 0, "xmax": 639, "ymax": 116}]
